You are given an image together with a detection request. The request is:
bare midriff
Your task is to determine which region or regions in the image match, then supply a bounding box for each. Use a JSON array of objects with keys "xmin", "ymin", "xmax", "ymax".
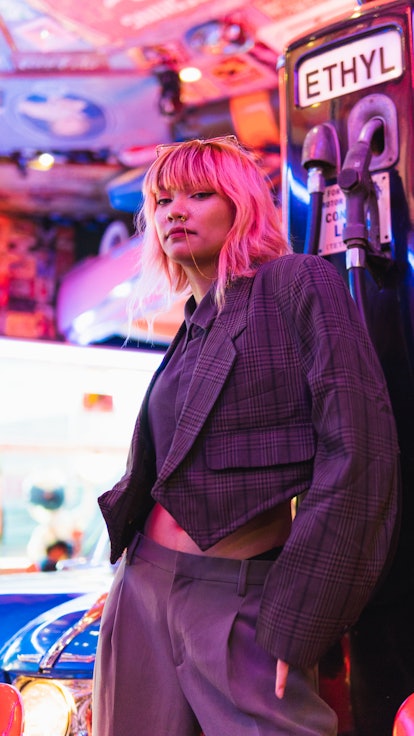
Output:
[{"xmin": 144, "ymin": 501, "xmax": 292, "ymax": 559}]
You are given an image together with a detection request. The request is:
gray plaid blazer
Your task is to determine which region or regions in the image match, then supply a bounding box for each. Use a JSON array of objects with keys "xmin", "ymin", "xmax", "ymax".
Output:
[{"xmin": 99, "ymin": 253, "xmax": 399, "ymax": 668}]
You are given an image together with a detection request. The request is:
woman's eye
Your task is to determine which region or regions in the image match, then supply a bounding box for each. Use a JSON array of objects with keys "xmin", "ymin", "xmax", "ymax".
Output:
[
  {"xmin": 192, "ymin": 191, "xmax": 213, "ymax": 200},
  {"xmin": 156, "ymin": 196, "xmax": 171, "ymax": 206}
]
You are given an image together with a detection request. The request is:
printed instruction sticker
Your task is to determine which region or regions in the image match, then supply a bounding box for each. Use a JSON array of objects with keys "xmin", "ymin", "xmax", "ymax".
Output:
[{"xmin": 318, "ymin": 172, "xmax": 391, "ymax": 256}]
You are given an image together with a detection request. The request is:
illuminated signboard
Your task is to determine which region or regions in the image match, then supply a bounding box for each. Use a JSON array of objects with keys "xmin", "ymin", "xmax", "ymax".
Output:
[{"xmin": 297, "ymin": 27, "xmax": 403, "ymax": 107}]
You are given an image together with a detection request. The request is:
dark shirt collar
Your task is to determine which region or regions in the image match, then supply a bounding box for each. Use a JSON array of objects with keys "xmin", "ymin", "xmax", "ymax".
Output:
[
  {"xmin": 184, "ymin": 285, "xmax": 217, "ymax": 331},
  {"xmin": 183, "ymin": 285, "xmax": 217, "ymax": 348}
]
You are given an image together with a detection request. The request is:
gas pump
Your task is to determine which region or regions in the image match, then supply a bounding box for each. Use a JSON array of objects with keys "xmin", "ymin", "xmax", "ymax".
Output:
[{"xmin": 279, "ymin": 1, "xmax": 414, "ymax": 734}]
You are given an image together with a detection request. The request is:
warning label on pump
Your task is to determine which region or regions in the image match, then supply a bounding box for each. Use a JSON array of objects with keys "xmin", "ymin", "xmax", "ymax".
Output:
[{"xmin": 317, "ymin": 173, "xmax": 391, "ymax": 256}]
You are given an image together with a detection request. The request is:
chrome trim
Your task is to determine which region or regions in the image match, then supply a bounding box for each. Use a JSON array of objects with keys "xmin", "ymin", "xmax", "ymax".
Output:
[
  {"xmin": 39, "ymin": 594, "xmax": 106, "ymax": 671},
  {"xmin": 17, "ymin": 654, "xmax": 42, "ymax": 663}
]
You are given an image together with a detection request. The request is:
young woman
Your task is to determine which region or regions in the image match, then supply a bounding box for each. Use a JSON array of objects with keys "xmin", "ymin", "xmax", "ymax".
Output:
[{"xmin": 92, "ymin": 136, "xmax": 399, "ymax": 736}]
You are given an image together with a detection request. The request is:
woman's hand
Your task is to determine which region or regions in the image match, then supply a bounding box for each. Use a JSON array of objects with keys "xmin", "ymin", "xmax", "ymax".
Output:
[{"xmin": 275, "ymin": 660, "xmax": 289, "ymax": 699}]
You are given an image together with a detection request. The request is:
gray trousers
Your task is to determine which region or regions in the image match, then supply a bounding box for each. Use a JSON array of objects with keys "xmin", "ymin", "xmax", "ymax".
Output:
[{"xmin": 92, "ymin": 533, "xmax": 337, "ymax": 736}]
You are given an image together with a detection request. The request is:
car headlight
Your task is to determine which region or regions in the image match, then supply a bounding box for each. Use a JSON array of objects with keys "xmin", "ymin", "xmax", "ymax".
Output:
[
  {"xmin": 14, "ymin": 677, "xmax": 91, "ymax": 736},
  {"xmin": 18, "ymin": 679, "xmax": 71, "ymax": 736}
]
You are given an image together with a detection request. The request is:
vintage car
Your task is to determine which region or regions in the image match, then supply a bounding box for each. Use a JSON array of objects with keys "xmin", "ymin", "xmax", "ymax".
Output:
[
  {"xmin": 0, "ymin": 590, "xmax": 108, "ymax": 736},
  {"xmin": 0, "ymin": 521, "xmax": 115, "ymax": 736},
  {"xmin": 0, "ymin": 526, "xmax": 113, "ymax": 652}
]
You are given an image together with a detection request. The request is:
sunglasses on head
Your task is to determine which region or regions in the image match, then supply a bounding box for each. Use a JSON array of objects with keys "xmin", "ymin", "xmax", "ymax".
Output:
[{"xmin": 155, "ymin": 134, "xmax": 240, "ymax": 157}]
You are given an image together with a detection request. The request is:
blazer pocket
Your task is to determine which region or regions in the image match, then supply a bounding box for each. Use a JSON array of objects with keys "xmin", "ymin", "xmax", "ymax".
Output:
[{"xmin": 205, "ymin": 424, "xmax": 316, "ymax": 469}]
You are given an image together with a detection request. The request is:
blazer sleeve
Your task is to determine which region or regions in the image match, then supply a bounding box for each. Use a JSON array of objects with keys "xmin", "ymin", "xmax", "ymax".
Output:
[{"xmin": 255, "ymin": 255, "xmax": 400, "ymax": 668}]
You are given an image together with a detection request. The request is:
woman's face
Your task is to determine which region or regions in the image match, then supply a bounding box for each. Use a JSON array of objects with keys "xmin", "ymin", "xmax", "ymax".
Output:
[{"xmin": 154, "ymin": 186, "xmax": 234, "ymax": 282}]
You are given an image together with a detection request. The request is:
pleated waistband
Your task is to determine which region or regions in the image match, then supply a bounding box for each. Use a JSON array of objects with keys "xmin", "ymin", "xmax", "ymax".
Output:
[{"xmin": 126, "ymin": 532, "xmax": 280, "ymax": 589}]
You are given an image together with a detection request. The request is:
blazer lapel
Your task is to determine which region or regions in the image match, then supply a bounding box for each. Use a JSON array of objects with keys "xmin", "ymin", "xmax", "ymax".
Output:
[{"xmin": 156, "ymin": 276, "xmax": 253, "ymax": 482}]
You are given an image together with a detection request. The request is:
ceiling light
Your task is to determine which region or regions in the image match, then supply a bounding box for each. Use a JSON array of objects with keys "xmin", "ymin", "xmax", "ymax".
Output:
[
  {"xmin": 29, "ymin": 152, "xmax": 55, "ymax": 171},
  {"xmin": 179, "ymin": 67, "xmax": 202, "ymax": 83}
]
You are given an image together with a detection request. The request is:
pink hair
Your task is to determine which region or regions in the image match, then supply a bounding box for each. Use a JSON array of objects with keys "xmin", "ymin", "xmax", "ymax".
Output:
[{"xmin": 135, "ymin": 137, "xmax": 291, "ymax": 309}]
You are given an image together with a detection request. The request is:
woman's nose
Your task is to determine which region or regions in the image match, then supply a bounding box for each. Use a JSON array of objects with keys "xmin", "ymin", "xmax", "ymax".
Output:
[{"xmin": 167, "ymin": 210, "xmax": 188, "ymax": 223}]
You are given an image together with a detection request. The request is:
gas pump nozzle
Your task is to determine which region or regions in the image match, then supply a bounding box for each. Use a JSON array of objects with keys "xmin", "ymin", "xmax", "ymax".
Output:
[
  {"xmin": 301, "ymin": 123, "xmax": 340, "ymax": 254},
  {"xmin": 338, "ymin": 117, "xmax": 383, "ymax": 250},
  {"xmin": 337, "ymin": 116, "xmax": 384, "ymax": 327}
]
